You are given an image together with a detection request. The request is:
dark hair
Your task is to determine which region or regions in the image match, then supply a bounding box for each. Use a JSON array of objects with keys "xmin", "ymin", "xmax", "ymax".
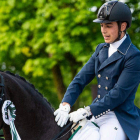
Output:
[{"xmin": 117, "ymin": 21, "xmax": 127, "ymax": 33}]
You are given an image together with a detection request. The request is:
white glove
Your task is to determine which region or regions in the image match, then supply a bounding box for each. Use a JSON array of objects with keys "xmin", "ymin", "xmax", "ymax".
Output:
[
  {"xmin": 54, "ymin": 103, "xmax": 70, "ymax": 127},
  {"xmin": 69, "ymin": 106, "xmax": 92, "ymax": 123}
]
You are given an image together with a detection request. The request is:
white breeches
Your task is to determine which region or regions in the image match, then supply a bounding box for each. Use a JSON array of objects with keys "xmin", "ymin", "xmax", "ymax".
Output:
[
  {"xmin": 72, "ymin": 111, "xmax": 128, "ymax": 140},
  {"xmin": 72, "ymin": 121, "xmax": 100, "ymax": 140}
]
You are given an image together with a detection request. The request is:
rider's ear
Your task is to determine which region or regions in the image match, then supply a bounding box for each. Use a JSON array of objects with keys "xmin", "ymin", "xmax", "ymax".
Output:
[{"xmin": 121, "ymin": 22, "xmax": 127, "ymax": 32}]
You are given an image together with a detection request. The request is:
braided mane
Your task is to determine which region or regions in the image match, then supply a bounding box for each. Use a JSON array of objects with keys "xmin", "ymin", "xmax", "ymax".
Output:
[{"xmin": 1, "ymin": 70, "xmax": 54, "ymax": 112}]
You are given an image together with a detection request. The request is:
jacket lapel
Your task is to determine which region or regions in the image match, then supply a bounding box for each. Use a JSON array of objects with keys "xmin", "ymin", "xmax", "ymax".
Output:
[
  {"xmin": 98, "ymin": 34, "xmax": 132, "ymax": 72},
  {"xmin": 98, "ymin": 51, "xmax": 123, "ymax": 71},
  {"xmin": 95, "ymin": 44, "xmax": 108, "ymax": 74},
  {"xmin": 95, "ymin": 54, "xmax": 100, "ymax": 74}
]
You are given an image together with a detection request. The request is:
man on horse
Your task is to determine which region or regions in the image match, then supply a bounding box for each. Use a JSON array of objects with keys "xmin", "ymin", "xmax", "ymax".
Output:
[{"xmin": 54, "ymin": 1, "xmax": 140, "ymax": 140}]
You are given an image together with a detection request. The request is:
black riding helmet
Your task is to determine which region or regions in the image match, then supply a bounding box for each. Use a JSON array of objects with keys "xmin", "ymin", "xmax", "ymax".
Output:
[
  {"xmin": 93, "ymin": 1, "xmax": 132, "ymax": 42},
  {"xmin": 93, "ymin": 1, "xmax": 132, "ymax": 29}
]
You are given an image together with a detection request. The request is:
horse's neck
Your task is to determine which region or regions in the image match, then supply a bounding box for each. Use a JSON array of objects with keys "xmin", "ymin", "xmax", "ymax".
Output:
[
  {"xmin": 3, "ymin": 124, "xmax": 11, "ymax": 140},
  {"xmin": 4, "ymin": 74, "xmax": 71, "ymax": 140}
]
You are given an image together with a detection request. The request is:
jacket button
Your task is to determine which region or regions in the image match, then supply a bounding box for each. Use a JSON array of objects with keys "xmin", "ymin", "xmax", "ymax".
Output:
[
  {"xmin": 98, "ymin": 85, "xmax": 101, "ymax": 88},
  {"xmin": 98, "ymin": 74, "xmax": 101, "ymax": 78},
  {"xmin": 98, "ymin": 95, "xmax": 100, "ymax": 98},
  {"xmin": 103, "ymin": 112, "xmax": 105, "ymax": 115},
  {"xmin": 106, "ymin": 76, "xmax": 109, "ymax": 80},
  {"xmin": 105, "ymin": 86, "xmax": 108, "ymax": 90}
]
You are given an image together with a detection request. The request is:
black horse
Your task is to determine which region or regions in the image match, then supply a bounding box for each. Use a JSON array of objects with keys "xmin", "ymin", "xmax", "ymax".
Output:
[{"xmin": 0, "ymin": 71, "xmax": 71, "ymax": 140}]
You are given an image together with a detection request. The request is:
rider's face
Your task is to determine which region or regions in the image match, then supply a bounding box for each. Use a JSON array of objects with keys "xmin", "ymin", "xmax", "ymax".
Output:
[{"xmin": 101, "ymin": 22, "xmax": 119, "ymax": 44}]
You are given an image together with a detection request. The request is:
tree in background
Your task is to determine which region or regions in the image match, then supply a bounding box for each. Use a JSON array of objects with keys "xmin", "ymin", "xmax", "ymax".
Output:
[{"xmin": 0, "ymin": 0, "xmax": 140, "ymax": 109}]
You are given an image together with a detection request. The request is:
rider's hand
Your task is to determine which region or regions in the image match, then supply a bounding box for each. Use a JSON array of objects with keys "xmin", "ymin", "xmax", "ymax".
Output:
[
  {"xmin": 54, "ymin": 103, "xmax": 70, "ymax": 127},
  {"xmin": 69, "ymin": 106, "xmax": 92, "ymax": 123}
]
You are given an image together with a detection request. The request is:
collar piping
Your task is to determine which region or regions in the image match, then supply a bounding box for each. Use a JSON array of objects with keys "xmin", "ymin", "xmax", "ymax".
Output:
[{"xmin": 117, "ymin": 42, "xmax": 132, "ymax": 55}]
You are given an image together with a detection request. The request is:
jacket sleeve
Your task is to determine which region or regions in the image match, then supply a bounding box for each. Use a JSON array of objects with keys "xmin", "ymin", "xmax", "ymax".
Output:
[
  {"xmin": 62, "ymin": 52, "xmax": 96, "ymax": 106},
  {"xmin": 89, "ymin": 53, "xmax": 140, "ymax": 117}
]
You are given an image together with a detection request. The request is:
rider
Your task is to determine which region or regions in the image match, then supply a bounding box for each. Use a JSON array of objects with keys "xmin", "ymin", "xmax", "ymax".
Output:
[{"xmin": 54, "ymin": 1, "xmax": 140, "ymax": 140}]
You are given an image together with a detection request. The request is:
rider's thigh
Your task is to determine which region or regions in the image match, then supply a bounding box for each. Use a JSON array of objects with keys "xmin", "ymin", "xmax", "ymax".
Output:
[
  {"xmin": 72, "ymin": 121, "xmax": 100, "ymax": 140},
  {"xmin": 99, "ymin": 123, "xmax": 127, "ymax": 140}
]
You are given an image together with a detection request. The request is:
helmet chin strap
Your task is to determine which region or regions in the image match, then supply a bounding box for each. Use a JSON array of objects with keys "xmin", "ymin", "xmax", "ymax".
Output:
[{"xmin": 111, "ymin": 31, "xmax": 122, "ymax": 43}]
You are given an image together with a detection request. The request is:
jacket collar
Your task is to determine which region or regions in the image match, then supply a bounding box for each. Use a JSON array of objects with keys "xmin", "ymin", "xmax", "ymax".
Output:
[
  {"xmin": 117, "ymin": 34, "xmax": 132, "ymax": 55},
  {"xmin": 97, "ymin": 34, "xmax": 132, "ymax": 72},
  {"xmin": 96, "ymin": 43, "xmax": 109, "ymax": 57}
]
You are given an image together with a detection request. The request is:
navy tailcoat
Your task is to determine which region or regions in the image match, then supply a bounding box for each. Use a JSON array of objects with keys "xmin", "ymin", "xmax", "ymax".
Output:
[{"xmin": 62, "ymin": 34, "xmax": 140, "ymax": 140}]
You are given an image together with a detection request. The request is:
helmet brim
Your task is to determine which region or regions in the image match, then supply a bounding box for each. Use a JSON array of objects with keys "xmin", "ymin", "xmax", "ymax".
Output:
[{"xmin": 93, "ymin": 19, "xmax": 113, "ymax": 23}]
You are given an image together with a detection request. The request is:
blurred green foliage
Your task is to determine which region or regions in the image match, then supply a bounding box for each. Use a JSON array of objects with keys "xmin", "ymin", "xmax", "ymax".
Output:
[{"xmin": 0, "ymin": 0, "xmax": 140, "ymax": 109}]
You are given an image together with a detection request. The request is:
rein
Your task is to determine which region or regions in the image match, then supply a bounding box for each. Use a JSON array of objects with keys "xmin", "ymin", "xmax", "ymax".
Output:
[{"xmin": 52, "ymin": 121, "xmax": 79, "ymax": 140}]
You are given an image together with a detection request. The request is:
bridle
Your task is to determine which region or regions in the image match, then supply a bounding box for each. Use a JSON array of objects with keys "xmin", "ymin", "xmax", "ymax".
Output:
[
  {"xmin": 0, "ymin": 74, "xmax": 5, "ymax": 130},
  {"xmin": 0, "ymin": 74, "xmax": 5, "ymax": 105}
]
